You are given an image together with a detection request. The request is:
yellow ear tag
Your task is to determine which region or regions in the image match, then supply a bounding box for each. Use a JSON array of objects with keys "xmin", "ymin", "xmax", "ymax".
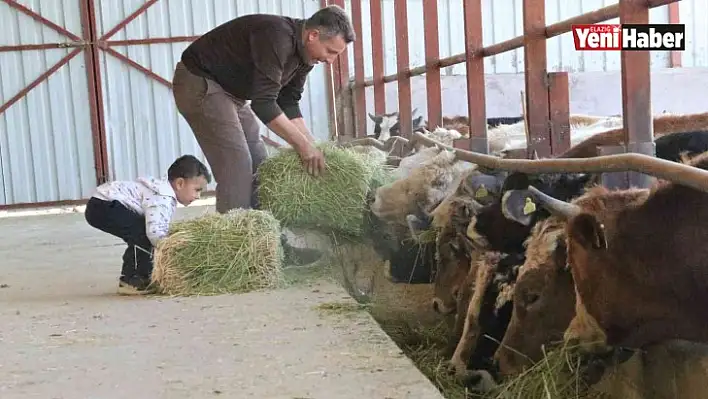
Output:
[
  {"xmin": 523, "ymin": 197, "xmax": 537, "ymax": 215},
  {"xmin": 475, "ymin": 185, "xmax": 488, "ymax": 199}
]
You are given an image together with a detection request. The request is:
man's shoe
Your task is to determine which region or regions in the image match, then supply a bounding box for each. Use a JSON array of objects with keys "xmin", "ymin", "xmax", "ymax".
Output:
[
  {"xmin": 281, "ymin": 234, "xmax": 323, "ymax": 266},
  {"xmin": 118, "ymin": 275, "xmax": 158, "ymax": 295}
]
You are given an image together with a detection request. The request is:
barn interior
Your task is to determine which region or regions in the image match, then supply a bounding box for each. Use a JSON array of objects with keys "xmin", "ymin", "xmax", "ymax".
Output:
[{"xmin": 1, "ymin": 0, "xmax": 706, "ymax": 398}]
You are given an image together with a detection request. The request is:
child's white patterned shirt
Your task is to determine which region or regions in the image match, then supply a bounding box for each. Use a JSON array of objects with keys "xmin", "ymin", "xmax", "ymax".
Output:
[{"xmin": 92, "ymin": 176, "xmax": 177, "ymax": 246}]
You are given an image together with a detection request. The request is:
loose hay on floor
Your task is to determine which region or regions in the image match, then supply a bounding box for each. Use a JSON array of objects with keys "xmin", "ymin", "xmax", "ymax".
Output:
[
  {"xmin": 371, "ymin": 314, "xmax": 472, "ymax": 399},
  {"xmin": 483, "ymin": 343, "xmax": 609, "ymax": 399},
  {"xmin": 256, "ymin": 142, "xmax": 394, "ymax": 236},
  {"xmin": 151, "ymin": 209, "xmax": 284, "ymax": 295}
]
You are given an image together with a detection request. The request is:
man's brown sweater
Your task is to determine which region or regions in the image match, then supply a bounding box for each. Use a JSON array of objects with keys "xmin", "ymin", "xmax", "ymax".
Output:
[{"xmin": 181, "ymin": 14, "xmax": 314, "ymax": 124}]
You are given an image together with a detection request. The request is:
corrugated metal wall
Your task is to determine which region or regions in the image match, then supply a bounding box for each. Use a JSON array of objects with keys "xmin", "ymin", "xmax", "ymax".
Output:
[
  {"xmin": 345, "ymin": 0, "xmax": 701, "ymax": 78},
  {"xmin": 1, "ymin": 0, "xmax": 705, "ymax": 206},
  {"xmin": 0, "ymin": 0, "xmax": 98, "ymax": 206},
  {"xmin": 680, "ymin": 0, "xmax": 708, "ymax": 68},
  {"xmin": 96, "ymin": 0, "xmax": 329, "ymax": 187}
]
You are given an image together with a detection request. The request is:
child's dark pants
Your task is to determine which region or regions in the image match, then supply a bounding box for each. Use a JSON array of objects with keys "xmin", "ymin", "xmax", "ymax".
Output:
[{"xmin": 84, "ymin": 197, "xmax": 154, "ymax": 279}]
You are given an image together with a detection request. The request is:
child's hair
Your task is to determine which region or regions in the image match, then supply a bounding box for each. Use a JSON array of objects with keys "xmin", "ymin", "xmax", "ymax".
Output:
[{"xmin": 167, "ymin": 155, "xmax": 212, "ymax": 183}]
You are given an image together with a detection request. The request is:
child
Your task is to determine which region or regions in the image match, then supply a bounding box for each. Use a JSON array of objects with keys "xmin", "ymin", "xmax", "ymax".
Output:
[{"xmin": 84, "ymin": 155, "xmax": 211, "ymax": 295}]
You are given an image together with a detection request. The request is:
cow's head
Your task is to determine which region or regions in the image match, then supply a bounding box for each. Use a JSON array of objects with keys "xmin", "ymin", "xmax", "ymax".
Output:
[
  {"xmin": 501, "ymin": 185, "xmax": 652, "ymax": 353},
  {"xmin": 493, "ymin": 218, "xmax": 576, "ymax": 376},
  {"xmin": 368, "ymin": 108, "xmax": 424, "ymax": 140},
  {"xmin": 467, "ymin": 171, "xmax": 594, "ymax": 253},
  {"xmin": 363, "ymin": 198, "xmax": 436, "ymax": 285},
  {"xmin": 371, "ymin": 149, "xmax": 460, "ymax": 225},
  {"xmin": 404, "ymin": 169, "xmax": 507, "ymax": 241},
  {"xmin": 430, "ymin": 198, "xmax": 485, "ymax": 315}
]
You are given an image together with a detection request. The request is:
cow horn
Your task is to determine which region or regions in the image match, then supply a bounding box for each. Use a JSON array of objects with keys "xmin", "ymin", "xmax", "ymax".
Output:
[
  {"xmin": 527, "ymin": 186, "xmax": 582, "ymax": 220},
  {"xmin": 409, "ymin": 131, "xmax": 708, "ymax": 194},
  {"xmin": 501, "ymin": 185, "xmax": 581, "ymax": 225},
  {"xmin": 341, "ymin": 137, "xmax": 386, "ymax": 150}
]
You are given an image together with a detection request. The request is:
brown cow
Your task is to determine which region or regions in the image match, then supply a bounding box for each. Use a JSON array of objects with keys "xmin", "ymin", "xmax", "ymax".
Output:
[
  {"xmin": 406, "ymin": 168, "xmax": 508, "ymax": 316},
  {"xmin": 557, "ymin": 111, "xmax": 708, "ymax": 158},
  {"xmin": 500, "ymin": 151, "xmax": 708, "ymax": 355},
  {"xmin": 449, "ymin": 250, "xmax": 521, "ymax": 378},
  {"xmin": 495, "ymin": 186, "xmax": 650, "ymax": 376}
]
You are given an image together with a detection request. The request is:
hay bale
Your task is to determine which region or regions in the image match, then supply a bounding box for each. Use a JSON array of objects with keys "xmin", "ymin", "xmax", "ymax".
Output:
[
  {"xmin": 256, "ymin": 142, "xmax": 394, "ymax": 236},
  {"xmin": 151, "ymin": 209, "xmax": 284, "ymax": 295}
]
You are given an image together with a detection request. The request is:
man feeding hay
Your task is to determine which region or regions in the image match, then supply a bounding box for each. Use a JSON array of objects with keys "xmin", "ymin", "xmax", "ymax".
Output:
[
  {"xmin": 84, "ymin": 155, "xmax": 211, "ymax": 295},
  {"xmin": 172, "ymin": 5, "xmax": 355, "ymax": 214}
]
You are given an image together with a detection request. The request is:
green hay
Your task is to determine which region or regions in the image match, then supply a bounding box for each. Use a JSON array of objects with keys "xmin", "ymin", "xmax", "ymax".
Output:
[
  {"xmin": 482, "ymin": 343, "xmax": 609, "ymax": 399},
  {"xmin": 256, "ymin": 142, "xmax": 394, "ymax": 236},
  {"xmin": 151, "ymin": 209, "xmax": 285, "ymax": 296},
  {"xmin": 416, "ymin": 228, "xmax": 439, "ymax": 245}
]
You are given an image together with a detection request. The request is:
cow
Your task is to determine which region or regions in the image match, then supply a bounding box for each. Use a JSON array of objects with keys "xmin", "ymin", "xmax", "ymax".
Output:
[
  {"xmin": 493, "ymin": 185, "xmax": 650, "ymax": 376},
  {"xmin": 367, "ymin": 108, "xmax": 425, "ymax": 141},
  {"xmin": 501, "ymin": 129, "xmax": 708, "ymax": 162},
  {"xmin": 654, "ymin": 130, "xmax": 708, "ymax": 162},
  {"xmin": 365, "ymin": 148, "xmax": 476, "ymax": 285},
  {"xmin": 499, "ymin": 151, "xmax": 708, "ymax": 357},
  {"xmin": 465, "ymin": 170, "xmax": 595, "ymax": 254},
  {"xmin": 554, "ymin": 112, "xmax": 708, "ymax": 159},
  {"xmin": 493, "ymin": 114, "xmax": 624, "ymax": 156},
  {"xmin": 404, "ymin": 169, "xmax": 511, "ymax": 314},
  {"xmin": 448, "ymin": 250, "xmax": 522, "ymax": 379},
  {"xmin": 367, "ymin": 110, "xmax": 528, "ymax": 146},
  {"xmin": 371, "ymin": 148, "xmax": 473, "ymax": 228},
  {"xmin": 405, "ymin": 169, "xmax": 592, "ymax": 318}
]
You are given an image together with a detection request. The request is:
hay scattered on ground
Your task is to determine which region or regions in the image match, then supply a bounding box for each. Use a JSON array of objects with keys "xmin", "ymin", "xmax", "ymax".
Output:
[
  {"xmin": 151, "ymin": 209, "xmax": 284, "ymax": 295},
  {"xmin": 369, "ymin": 311, "xmax": 471, "ymax": 399},
  {"xmin": 256, "ymin": 142, "xmax": 394, "ymax": 236},
  {"xmin": 483, "ymin": 343, "xmax": 609, "ymax": 399},
  {"xmin": 315, "ymin": 301, "xmax": 371, "ymax": 320}
]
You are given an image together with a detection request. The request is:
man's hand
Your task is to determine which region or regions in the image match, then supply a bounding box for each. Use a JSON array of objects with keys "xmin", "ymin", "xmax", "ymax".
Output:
[
  {"xmin": 296, "ymin": 141, "xmax": 326, "ymax": 177},
  {"xmin": 266, "ymin": 113, "xmax": 326, "ymax": 177}
]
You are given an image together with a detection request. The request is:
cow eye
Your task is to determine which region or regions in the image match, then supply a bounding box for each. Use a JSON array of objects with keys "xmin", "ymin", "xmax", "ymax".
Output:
[{"xmin": 523, "ymin": 292, "xmax": 540, "ymax": 307}]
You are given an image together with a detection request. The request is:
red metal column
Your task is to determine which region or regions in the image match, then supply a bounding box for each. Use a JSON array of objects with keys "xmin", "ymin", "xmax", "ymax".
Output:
[
  {"xmin": 668, "ymin": 2, "xmax": 681, "ymax": 67},
  {"xmin": 523, "ymin": 0, "xmax": 552, "ymax": 158},
  {"xmin": 423, "ymin": 0, "xmax": 442, "ymax": 129},
  {"xmin": 393, "ymin": 0, "xmax": 412, "ymax": 137},
  {"xmin": 351, "ymin": 0, "xmax": 367, "ymax": 138},
  {"xmin": 620, "ymin": 0, "xmax": 654, "ymax": 188},
  {"xmin": 326, "ymin": 0, "xmax": 350, "ymax": 139},
  {"xmin": 548, "ymin": 72, "xmax": 570, "ymax": 155},
  {"xmin": 463, "ymin": 0, "xmax": 488, "ymax": 153},
  {"xmin": 369, "ymin": 0, "xmax": 386, "ymax": 114},
  {"xmin": 80, "ymin": 0, "xmax": 109, "ymax": 184}
]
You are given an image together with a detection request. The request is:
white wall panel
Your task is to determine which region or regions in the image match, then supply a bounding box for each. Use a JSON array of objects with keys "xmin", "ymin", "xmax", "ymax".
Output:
[
  {"xmin": 0, "ymin": 0, "xmax": 97, "ymax": 205},
  {"xmin": 95, "ymin": 0, "xmax": 329, "ymax": 186}
]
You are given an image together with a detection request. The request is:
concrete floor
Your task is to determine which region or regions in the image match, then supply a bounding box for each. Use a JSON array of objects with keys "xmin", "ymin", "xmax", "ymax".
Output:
[{"xmin": 0, "ymin": 202, "xmax": 444, "ymax": 399}]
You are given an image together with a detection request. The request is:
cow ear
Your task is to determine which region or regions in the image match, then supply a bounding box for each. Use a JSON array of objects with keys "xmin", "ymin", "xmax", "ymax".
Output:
[
  {"xmin": 568, "ymin": 213, "xmax": 607, "ymax": 250},
  {"xmin": 413, "ymin": 115, "xmax": 424, "ymax": 127},
  {"xmin": 368, "ymin": 113, "xmax": 382, "ymax": 123},
  {"xmin": 501, "ymin": 172, "xmax": 530, "ymax": 191},
  {"xmin": 567, "ymin": 173, "xmax": 595, "ymax": 190},
  {"xmin": 500, "ymin": 189, "xmax": 536, "ymax": 226}
]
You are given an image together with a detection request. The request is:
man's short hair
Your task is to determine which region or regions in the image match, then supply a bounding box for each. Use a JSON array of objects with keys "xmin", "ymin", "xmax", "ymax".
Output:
[
  {"xmin": 306, "ymin": 5, "xmax": 355, "ymax": 43},
  {"xmin": 168, "ymin": 155, "xmax": 212, "ymax": 183}
]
